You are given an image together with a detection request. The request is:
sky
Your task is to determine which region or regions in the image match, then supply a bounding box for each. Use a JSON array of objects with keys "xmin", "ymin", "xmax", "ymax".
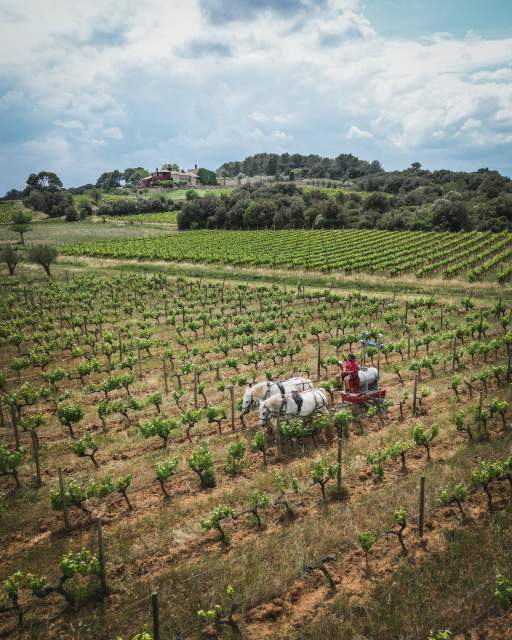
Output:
[{"xmin": 0, "ymin": 0, "xmax": 512, "ymax": 192}]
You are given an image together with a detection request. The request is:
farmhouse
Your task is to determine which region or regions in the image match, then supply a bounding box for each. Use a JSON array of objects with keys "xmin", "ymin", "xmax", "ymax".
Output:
[{"xmin": 140, "ymin": 166, "xmax": 199, "ymax": 188}]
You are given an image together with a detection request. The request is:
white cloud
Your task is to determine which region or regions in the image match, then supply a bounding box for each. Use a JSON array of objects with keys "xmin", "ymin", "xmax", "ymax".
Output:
[
  {"xmin": 460, "ymin": 118, "xmax": 482, "ymax": 131},
  {"xmin": 54, "ymin": 119, "xmax": 85, "ymax": 130},
  {"xmin": 271, "ymin": 129, "xmax": 294, "ymax": 141},
  {"xmin": 249, "ymin": 111, "xmax": 290, "ymax": 124},
  {"xmin": 346, "ymin": 125, "xmax": 373, "ymax": 139}
]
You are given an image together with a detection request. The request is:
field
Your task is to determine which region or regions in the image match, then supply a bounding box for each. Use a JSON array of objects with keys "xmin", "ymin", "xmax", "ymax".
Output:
[
  {"xmin": 73, "ymin": 187, "xmax": 234, "ymax": 207},
  {"xmin": 1, "ymin": 256, "xmax": 512, "ymax": 639},
  {"xmin": 59, "ymin": 228, "xmax": 512, "ymax": 282},
  {"xmin": 0, "ymin": 217, "xmax": 166, "ymax": 246}
]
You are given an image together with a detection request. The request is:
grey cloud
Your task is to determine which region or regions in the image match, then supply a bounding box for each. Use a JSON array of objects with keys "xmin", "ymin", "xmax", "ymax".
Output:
[
  {"xmin": 199, "ymin": 0, "xmax": 326, "ymax": 23},
  {"xmin": 59, "ymin": 28, "xmax": 127, "ymax": 50},
  {"xmin": 178, "ymin": 39, "xmax": 233, "ymax": 58}
]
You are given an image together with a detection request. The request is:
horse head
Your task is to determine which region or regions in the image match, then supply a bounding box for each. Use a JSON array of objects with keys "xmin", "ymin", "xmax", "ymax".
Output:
[
  {"xmin": 241, "ymin": 384, "xmax": 254, "ymax": 415},
  {"xmin": 258, "ymin": 394, "xmax": 283, "ymax": 425}
]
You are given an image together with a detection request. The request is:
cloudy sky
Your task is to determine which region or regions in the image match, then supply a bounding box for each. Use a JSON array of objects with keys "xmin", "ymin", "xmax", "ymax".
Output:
[{"xmin": 1, "ymin": 0, "xmax": 512, "ymax": 191}]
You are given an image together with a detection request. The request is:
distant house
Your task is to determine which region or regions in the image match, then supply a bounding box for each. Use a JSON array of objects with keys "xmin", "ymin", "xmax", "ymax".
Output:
[{"xmin": 140, "ymin": 166, "xmax": 199, "ymax": 188}]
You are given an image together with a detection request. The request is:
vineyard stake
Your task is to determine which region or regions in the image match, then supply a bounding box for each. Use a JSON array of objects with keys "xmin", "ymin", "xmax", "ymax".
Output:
[
  {"xmin": 316, "ymin": 340, "xmax": 321, "ymax": 382},
  {"xmin": 137, "ymin": 343, "xmax": 142, "ymax": 380},
  {"xmin": 418, "ymin": 475, "xmax": 426, "ymax": 538},
  {"xmin": 230, "ymin": 387, "xmax": 235, "ymax": 431},
  {"xmin": 163, "ymin": 359, "xmax": 169, "ymax": 394},
  {"xmin": 0, "ymin": 400, "xmax": 4, "ymax": 428},
  {"xmin": 58, "ymin": 468, "xmax": 71, "ymax": 532},
  {"xmin": 412, "ymin": 373, "xmax": 418, "ymax": 417},
  {"xmin": 97, "ymin": 518, "xmax": 108, "ymax": 598},
  {"xmin": 451, "ymin": 337, "xmax": 457, "ymax": 371},
  {"xmin": 31, "ymin": 430, "xmax": 42, "ymax": 487},
  {"xmin": 151, "ymin": 591, "xmax": 161, "ymax": 640},
  {"xmin": 10, "ymin": 406, "xmax": 21, "ymax": 450},
  {"xmin": 194, "ymin": 371, "xmax": 198, "ymax": 409}
]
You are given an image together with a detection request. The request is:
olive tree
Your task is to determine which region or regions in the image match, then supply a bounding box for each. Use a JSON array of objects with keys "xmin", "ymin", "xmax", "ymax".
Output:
[{"xmin": 28, "ymin": 245, "xmax": 58, "ymax": 278}]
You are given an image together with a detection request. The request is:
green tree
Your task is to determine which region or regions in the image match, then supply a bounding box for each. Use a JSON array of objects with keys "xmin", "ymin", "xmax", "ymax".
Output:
[
  {"xmin": 0, "ymin": 245, "xmax": 20, "ymax": 275},
  {"xmin": 197, "ymin": 168, "xmax": 217, "ymax": 185},
  {"xmin": 10, "ymin": 210, "xmax": 32, "ymax": 244},
  {"xmin": 26, "ymin": 171, "xmax": 63, "ymax": 191},
  {"xmin": 28, "ymin": 245, "xmax": 58, "ymax": 278}
]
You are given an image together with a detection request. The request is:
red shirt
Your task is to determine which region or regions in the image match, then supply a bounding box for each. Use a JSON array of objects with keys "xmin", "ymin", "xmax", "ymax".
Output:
[{"xmin": 344, "ymin": 360, "xmax": 360, "ymax": 392}]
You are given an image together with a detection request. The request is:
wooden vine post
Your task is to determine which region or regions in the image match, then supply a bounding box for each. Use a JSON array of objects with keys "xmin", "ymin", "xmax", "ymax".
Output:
[
  {"xmin": 412, "ymin": 373, "xmax": 419, "ymax": 417},
  {"xmin": 194, "ymin": 371, "xmax": 198, "ymax": 409},
  {"xmin": 31, "ymin": 430, "xmax": 42, "ymax": 487},
  {"xmin": 58, "ymin": 468, "xmax": 71, "ymax": 532},
  {"xmin": 162, "ymin": 359, "xmax": 169, "ymax": 394},
  {"xmin": 137, "ymin": 343, "xmax": 143, "ymax": 380},
  {"xmin": 230, "ymin": 385, "xmax": 235, "ymax": 432},
  {"xmin": 152, "ymin": 591, "xmax": 161, "ymax": 640},
  {"xmin": 418, "ymin": 475, "xmax": 426, "ymax": 538},
  {"xmin": 9, "ymin": 406, "xmax": 21, "ymax": 450}
]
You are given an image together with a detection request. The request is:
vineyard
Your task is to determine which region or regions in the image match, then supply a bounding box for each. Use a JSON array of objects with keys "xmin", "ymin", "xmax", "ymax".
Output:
[
  {"xmin": 1, "ymin": 269, "xmax": 512, "ymax": 640},
  {"xmin": 59, "ymin": 229, "xmax": 512, "ymax": 282}
]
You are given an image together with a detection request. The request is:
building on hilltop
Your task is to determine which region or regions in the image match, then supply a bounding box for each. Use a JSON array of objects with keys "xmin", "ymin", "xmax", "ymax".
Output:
[{"xmin": 140, "ymin": 166, "xmax": 199, "ymax": 188}]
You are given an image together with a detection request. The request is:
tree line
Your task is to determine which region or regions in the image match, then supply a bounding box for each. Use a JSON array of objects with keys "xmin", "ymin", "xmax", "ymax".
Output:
[
  {"xmin": 178, "ymin": 178, "xmax": 512, "ymax": 232},
  {"xmin": 217, "ymin": 152, "xmax": 383, "ymax": 179}
]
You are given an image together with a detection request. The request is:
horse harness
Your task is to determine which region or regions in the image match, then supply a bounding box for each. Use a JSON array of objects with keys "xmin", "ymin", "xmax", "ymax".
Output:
[
  {"xmin": 266, "ymin": 380, "xmax": 286, "ymax": 399},
  {"xmin": 278, "ymin": 389, "xmax": 324, "ymax": 417}
]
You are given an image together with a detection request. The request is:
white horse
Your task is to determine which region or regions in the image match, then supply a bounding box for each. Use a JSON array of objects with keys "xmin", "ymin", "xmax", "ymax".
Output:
[
  {"xmin": 241, "ymin": 377, "xmax": 313, "ymax": 415},
  {"xmin": 258, "ymin": 388, "xmax": 329, "ymax": 425},
  {"xmin": 354, "ymin": 367, "xmax": 379, "ymax": 392}
]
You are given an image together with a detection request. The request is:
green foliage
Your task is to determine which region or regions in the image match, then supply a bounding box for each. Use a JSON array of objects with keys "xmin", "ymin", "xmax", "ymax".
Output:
[
  {"xmin": 28, "ymin": 245, "xmax": 58, "ymax": 277},
  {"xmin": 139, "ymin": 416, "xmax": 178, "ymax": 448},
  {"xmin": 428, "ymin": 631, "xmax": 452, "ymax": 640},
  {"xmin": 87, "ymin": 474, "xmax": 114, "ymax": 499},
  {"xmin": 69, "ymin": 430, "xmax": 98, "ymax": 463},
  {"xmin": 393, "ymin": 508, "xmax": 407, "ymax": 528},
  {"xmin": 495, "ymin": 574, "xmax": 512, "ymax": 609},
  {"xmin": 358, "ymin": 531, "xmax": 377, "ymax": 554},
  {"xmin": 437, "ymin": 483, "xmax": 467, "ymax": 507},
  {"xmin": 412, "ymin": 422, "xmax": 440, "ymax": 458},
  {"xmin": 60, "ymin": 548, "xmax": 100, "ymax": 579},
  {"xmin": 0, "ymin": 443, "xmax": 23, "ymax": 486},
  {"xmin": 312, "ymin": 458, "xmax": 339, "ymax": 498},
  {"xmin": 56, "ymin": 402, "xmax": 84, "ymax": 427},
  {"xmin": 50, "ymin": 478, "xmax": 85, "ymax": 510},
  {"xmin": 188, "ymin": 443, "xmax": 215, "ymax": 488},
  {"xmin": 224, "ymin": 440, "xmax": 246, "ymax": 475},
  {"xmin": 366, "ymin": 448, "xmax": 388, "ymax": 481},
  {"xmin": 155, "ymin": 457, "xmax": 179, "ymax": 481},
  {"xmin": 200, "ymin": 504, "xmax": 234, "ymax": 543}
]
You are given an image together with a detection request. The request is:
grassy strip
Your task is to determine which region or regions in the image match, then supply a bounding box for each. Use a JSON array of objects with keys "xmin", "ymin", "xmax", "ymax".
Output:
[{"xmin": 54, "ymin": 256, "xmax": 511, "ymax": 299}]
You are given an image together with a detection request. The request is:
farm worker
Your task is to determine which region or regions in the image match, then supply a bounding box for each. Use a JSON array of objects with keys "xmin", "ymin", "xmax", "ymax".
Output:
[{"xmin": 336, "ymin": 353, "xmax": 360, "ymax": 393}]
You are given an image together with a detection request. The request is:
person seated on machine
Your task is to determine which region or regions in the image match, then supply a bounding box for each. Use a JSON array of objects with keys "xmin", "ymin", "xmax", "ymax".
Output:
[{"xmin": 335, "ymin": 353, "xmax": 360, "ymax": 393}]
